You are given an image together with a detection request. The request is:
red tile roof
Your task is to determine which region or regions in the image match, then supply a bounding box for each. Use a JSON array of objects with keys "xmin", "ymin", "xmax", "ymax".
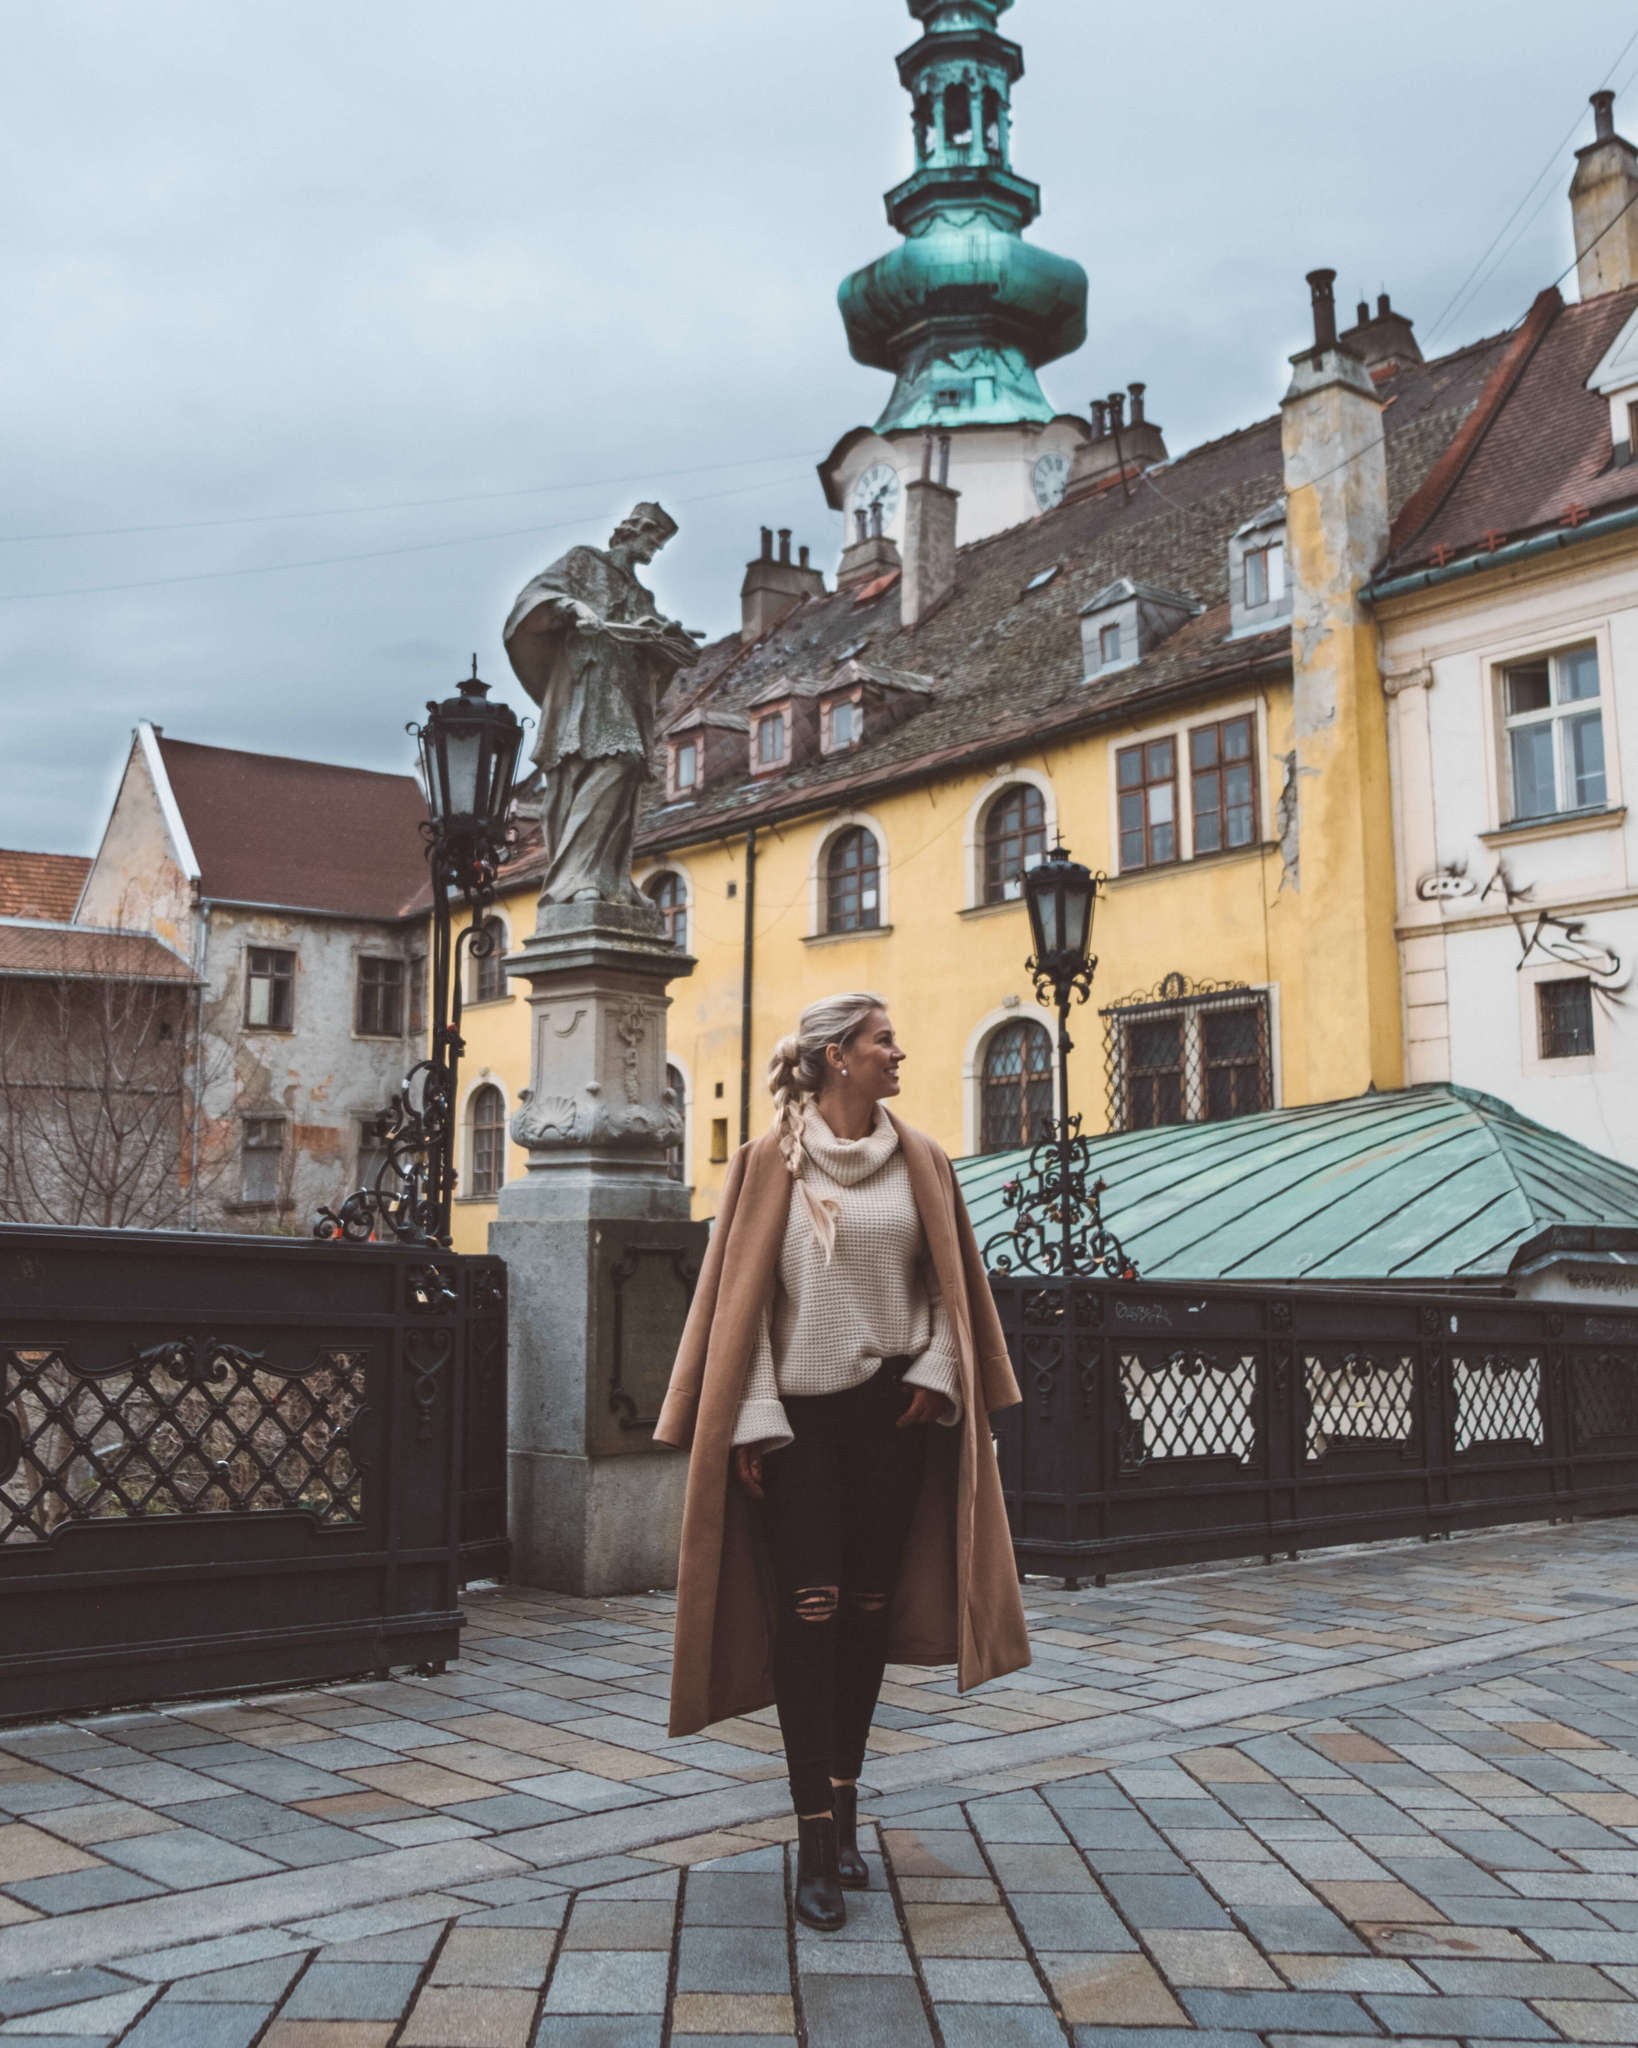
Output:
[
  {"xmin": 1388, "ymin": 282, "xmax": 1638, "ymax": 571},
  {"xmin": 0, "ymin": 849, "xmax": 91, "ymax": 922},
  {"xmin": 0, "ymin": 922, "xmax": 194, "ymax": 981},
  {"xmin": 155, "ymin": 737, "xmax": 431, "ymax": 921}
]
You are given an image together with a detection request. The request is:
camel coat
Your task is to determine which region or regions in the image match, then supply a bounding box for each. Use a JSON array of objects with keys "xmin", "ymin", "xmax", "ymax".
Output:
[{"xmin": 653, "ymin": 1112, "xmax": 1029, "ymax": 1739}]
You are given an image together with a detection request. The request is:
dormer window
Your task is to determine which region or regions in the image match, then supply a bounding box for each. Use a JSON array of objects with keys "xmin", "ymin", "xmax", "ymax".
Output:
[
  {"xmin": 1244, "ymin": 540, "xmax": 1284, "ymax": 610},
  {"xmin": 824, "ymin": 697, "xmax": 861, "ymax": 753},
  {"xmin": 675, "ymin": 739, "xmax": 698, "ymax": 791},
  {"xmin": 754, "ymin": 709, "xmax": 788, "ymax": 771},
  {"xmin": 1080, "ymin": 579, "xmax": 1194, "ymax": 681},
  {"xmin": 1228, "ymin": 504, "xmax": 1291, "ymax": 638},
  {"xmin": 1585, "ymin": 305, "xmax": 1638, "ymax": 460}
]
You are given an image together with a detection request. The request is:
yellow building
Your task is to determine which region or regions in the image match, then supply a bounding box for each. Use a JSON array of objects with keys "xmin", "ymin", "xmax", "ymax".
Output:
[{"xmin": 441, "ymin": 267, "xmax": 1524, "ymax": 1252}]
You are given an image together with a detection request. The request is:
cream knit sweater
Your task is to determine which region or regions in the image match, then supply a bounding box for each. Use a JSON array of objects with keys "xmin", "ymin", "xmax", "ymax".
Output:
[{"xmin": 731, "ymin": 1103, "xmax": 964, "ymax": 1452}]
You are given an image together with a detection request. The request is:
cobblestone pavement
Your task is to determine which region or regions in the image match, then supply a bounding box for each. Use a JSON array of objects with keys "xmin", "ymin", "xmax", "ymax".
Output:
[{"xmin": 6, "ymin": 1523, "xmax": 1638, "ymax": 2043}]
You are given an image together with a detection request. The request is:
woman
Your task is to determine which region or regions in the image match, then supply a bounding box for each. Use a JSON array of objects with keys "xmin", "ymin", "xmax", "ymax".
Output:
[{"xmin": 654, "ymin": 992, "xmax": 1029, "ymax": 1931}]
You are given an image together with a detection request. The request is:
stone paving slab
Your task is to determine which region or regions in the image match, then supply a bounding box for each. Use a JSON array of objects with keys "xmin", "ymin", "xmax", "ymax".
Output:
[{"xmin": 7, "ymin": 1526, "xmax": 1638, "ymax": 2040}]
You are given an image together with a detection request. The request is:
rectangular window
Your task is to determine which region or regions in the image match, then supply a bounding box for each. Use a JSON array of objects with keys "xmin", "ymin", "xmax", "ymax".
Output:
[
  {"xmin": 1105, "ymin": 986, "xmax": 1273, "ymax": 1134},
  {"xmin": 1538, "ymin": 978, "xmax": 1595, "ymax": 1059},
  {"xmin": 1116, "ymin": 737, "xmax": 1177, "ymax": 870},
  {"xmin": 1099, "ymin": 621, "xmax": 1122, "ymax": 666},
  {"xmin": 1503, "ymin": 644, "xmax": 1606, "ymax": 820},
  {"xmin": 241, "ymin": 1117, "xmax": 284, "ymax": 1206},
  {"xmin": 356, "ymin": 956, "xmax": 405, "ymax": 1037},
  {"xmin": 756, "ymin": 711, "xmax": 787, "ymax": 766},
  {"xmin": 245, "ymin": 947, "xmax": 295, "ymax": 1030},
  {"xmin": 1190, "ymin": 715, "xmax": 1258, "ymax": 855},
  {"xmin": 826, "ymin": 699, "xmax": 859, "ymax": 750},
  {"xmin": 1244, "ymin": 541, "xmax": 1285, "ymax": 609},
  {"xmin": 407, "ymin": 955, "xmax": 426, "ymax": 1038},
  {"xmin": 709, "ymin": 1117, "xmax": 729, "ymax": 1164},
  {"xmin": 673, "ymin": 738, "xmax": 698, "ymax": 791}
]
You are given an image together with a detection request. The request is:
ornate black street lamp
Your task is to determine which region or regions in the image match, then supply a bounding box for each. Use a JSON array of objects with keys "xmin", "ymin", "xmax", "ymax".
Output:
[
  {"xmin": 986, "ymin": 841, "xmax": 1138, "ymax": 1281},
  {"xmin": 316, "ymin": 660, "xmax": 524, "ymax": 1248}
]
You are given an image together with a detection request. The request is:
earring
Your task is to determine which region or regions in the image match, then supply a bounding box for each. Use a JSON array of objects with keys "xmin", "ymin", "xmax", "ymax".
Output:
[{"xmin": 841, "ymin": 1065, "xmax": 849, "ymax": 1076}]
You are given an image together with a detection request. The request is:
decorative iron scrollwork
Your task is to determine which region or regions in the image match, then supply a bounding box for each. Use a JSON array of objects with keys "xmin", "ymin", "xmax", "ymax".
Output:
[
  {"xmin": 404, "ymin": 1330, "xmax": 452, "ymax": 1443},
  {"xmin": 407, "ymin": 1264, "xmax": 459, "ymax": 1316},
  {"xmin": 1269, "ymin": 1300, "xmax": 1293, "ymax": 1331},
  {"xmin": 985, "ymin": 1134, "xmax": 1137, "ymax": 1282},
  {"xmin": 118, "ymin": 1336, "xmax": 267, "ymax": 1386}
]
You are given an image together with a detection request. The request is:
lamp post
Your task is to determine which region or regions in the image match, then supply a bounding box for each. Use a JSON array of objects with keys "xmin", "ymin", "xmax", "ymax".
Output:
[
  {"xmin": 986, "ymin": 841, "xmax": 1137, "ymax": 1281},
  {"xmin": 315, "ymin": 660, "xmax": 524, "ymax": 1249}
]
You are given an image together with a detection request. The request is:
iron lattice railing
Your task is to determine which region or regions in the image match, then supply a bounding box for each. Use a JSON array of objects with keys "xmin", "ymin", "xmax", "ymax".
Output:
[
  {"xmin": 991, "ymin": 1276, "xmax": 1638, "ymax": 1587},
  {"xmin": 1101, "ymin": 973, "xmax": 1273, "ymax": 1134},
  {"xmin": 0, "ymin": 1224, "xmax": 491, "ymax": 1719}
]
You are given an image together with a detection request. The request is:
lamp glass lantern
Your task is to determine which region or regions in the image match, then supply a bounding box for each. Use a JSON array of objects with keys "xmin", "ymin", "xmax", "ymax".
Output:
[
  {"xmin": 418, "ymin": 662, "xmax": 524, "ymax": 843},
  {"xmin": 1024, "ymin": 842, "xmax": 1098, "ymax": 989}
]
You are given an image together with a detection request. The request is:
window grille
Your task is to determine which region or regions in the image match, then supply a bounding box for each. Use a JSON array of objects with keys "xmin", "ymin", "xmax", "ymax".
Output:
[
  {"xmin": 1102, "ymin": 975, "xmax": 1273, "ymax": 1133},
  {"xmin": 245, "ymin": 947, "xmax": 294, "ymax": 1031},
  {"xmin": 1116, "ymin": 738, "xmax": 1177, "ymax": 870},
  {"xmin": 1502, "ymin": 644, "xmax": 1605, "ymax": 820},
  {"xmin": 1538, "ymin": 977, "xmax": 1595, "ymax": 1059},
  {"xmin": 356, "ymin": 956, "xmax": 405, "ymax": 1037},
  {"xmin": 826, "ymin": 827, "xmax": 881, "ymax": 933},
  {"xmin": 645, "ymin": 871, "xmax": 687, "ymax": 950},
  {"xmin": 981, "ymin": 1019, "xmax": 1054, "ymax": 1152},
  {"xmin": 472, "ymin": 919, "xmax": 508, "ymax": 1002},
  {"xmin": 241, "ymin": 1117, "xmax": 284, "ymax": 1206},
  {"xmin": 468, "ymin": 1085, "xmax": 506, "ymax": 1199},
  {"xmin": 1190, "ymin": 715, "xmax": 1258, "ymax": 854},
  {"xmin": 983, "ymin": 784, "xmax": 1047, "ymax": 904}
]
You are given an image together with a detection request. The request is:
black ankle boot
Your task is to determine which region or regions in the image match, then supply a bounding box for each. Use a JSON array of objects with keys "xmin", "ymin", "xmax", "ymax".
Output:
[
  {"xmin": 832, "ymin": 1784, "xmax": 868, "ymax": 1889},
  {"xmin": 794, "ymin": 1814, "xmax": 846, "ymax": 1930}
]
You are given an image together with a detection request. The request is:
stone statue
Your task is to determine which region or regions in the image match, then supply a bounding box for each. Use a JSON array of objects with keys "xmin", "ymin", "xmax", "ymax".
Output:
[{"xmin": 503, "ymin": 502, "xmax": 699, "ymax": 911}]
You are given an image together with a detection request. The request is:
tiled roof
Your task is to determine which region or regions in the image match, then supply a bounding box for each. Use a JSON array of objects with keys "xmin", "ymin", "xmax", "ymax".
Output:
[
  {"xmin": 0, "ymin": 850, "xmax": 90, "ymax": 923},
  {"xmin": 956, "ymin": 1084, "xmax": 1638, "ymax": 1282},
  {"xmin": 615, "ymin": 327, "xmax": 1511, "ymax": 857},
  {"xmin": 156, "ymin": 737, "xmax": 430, "ymax": 921},
  {"xmin": 1387, "ymin": 282, "xmax": 1638, "ymax": 573},
  {"xmin": 0, "ymin": 921, "xmax": 195, "ymax": 983}
]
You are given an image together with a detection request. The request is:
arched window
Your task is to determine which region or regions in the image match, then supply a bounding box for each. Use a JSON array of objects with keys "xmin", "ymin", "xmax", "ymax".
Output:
[
  {"xmin": 645, "ymin": 870, "xmax": 687, "ymax": 950},
  {"xmin": 470, "ymin": 918, "xmax": 508, "ymax": 1003},
  {"xmin": 826, "ymin": 827, "xmax": 881, "ymax": 933},
  {"xmin": 981, "ymin": 1020, "xmax": 1054, "ymax": 1153},
  {"xmin": 468, "ymin": 1084, "xmax": 506, "ymax": 1199},
  {"xmin": 984, "ymin": 784, "xmax": 1047, "ymax": 904},
  {"xmin": 665, "ymin": 1062, "xmax": 686, "ymax": 1183}
]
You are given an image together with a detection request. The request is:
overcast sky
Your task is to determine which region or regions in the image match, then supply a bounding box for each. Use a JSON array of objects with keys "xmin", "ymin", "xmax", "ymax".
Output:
[{"xmin": 5, "ymin": 0, "xmax": 1636, "ymax": 858}]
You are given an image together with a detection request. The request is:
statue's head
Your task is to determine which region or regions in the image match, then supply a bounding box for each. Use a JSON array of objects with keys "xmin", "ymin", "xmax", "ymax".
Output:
[{"xmin": 610, "ymin": 501, "xmax": 678, "ymax": 563}]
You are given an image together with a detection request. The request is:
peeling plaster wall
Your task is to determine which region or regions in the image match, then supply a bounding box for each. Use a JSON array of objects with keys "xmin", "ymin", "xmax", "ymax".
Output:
[
  {"xmin": 78, "ymin": 740, "xmax": 193, "ymax": 950},
  {"xmin": 200, "ymin": 905, "xmax": 421, "ymax": 1232}
]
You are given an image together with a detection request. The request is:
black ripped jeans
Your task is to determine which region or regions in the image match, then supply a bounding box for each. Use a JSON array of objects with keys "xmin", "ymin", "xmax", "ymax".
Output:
[{"xmin": 759, "ymin": 1357, "xmax": 929, "ymax": 1816}]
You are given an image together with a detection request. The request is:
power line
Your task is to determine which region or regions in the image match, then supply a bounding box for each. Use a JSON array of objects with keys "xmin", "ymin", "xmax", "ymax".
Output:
[
  {"xmin": 0, "ymin": 469, "xmax": 816, "ymax": 605},
  {"xmin": 1426, "ymin": 22, "xmax": 1638, "ymax": 345},
  {"xmin": 0, "ymin": 447, "xmax": 822, "ymax": 548}
]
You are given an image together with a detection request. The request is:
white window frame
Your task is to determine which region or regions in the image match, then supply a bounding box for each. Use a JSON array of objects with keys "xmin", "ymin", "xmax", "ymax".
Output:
[
  {"xmin": 668, "ymin": 734, "xmax": 700, "ymax": 800},
  {"xmin": 961, "ymin": 1005, "xmax": 1061, "ymax": 1157},
  {"xmin": 1498, "ymin": 641, "xmax": 1609, "ymax": 824},
  {"xmin": 961, "ymin": 768, "xmax": 1057, "ymax": 909},
  {"xmin": 751, "ymin": 706, "xmax": 790, "ymax": 775},
  {"xmin": 1479, "ymin": 619, "xmax": 1621, "ymax": 835}
]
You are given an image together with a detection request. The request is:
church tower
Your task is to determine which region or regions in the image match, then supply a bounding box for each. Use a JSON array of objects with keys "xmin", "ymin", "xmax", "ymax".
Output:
[{"xmin": 819, "ymin": 0, "xmax": 1089, "ymax": 554}]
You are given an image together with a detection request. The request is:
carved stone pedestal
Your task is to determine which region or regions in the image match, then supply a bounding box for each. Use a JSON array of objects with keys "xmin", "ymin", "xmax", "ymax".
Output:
[{"xmin": 489, "ymin": 901, "xmax": 705, "ymax": 1596}]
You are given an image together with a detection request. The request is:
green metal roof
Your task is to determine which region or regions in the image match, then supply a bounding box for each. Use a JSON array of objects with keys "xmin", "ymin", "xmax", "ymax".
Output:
[{"xmin": 954, "ymin": 1085, "xmax": 1638, "ymax": 1282}]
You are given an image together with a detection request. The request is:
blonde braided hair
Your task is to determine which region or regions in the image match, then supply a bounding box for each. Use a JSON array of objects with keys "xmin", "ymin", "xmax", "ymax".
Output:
[{"xmin": 768, "ymin": 991, "xmax": 886, "ymax": 1180}]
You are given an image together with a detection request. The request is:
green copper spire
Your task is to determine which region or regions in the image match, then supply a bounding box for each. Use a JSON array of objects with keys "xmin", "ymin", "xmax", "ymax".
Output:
[{"xmin": 838, "ymin": 0, "xmax": 1088, "ymax": 434}]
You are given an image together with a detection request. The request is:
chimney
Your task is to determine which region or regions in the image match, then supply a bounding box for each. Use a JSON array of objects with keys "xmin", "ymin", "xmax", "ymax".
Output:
[
  {"xmin": 1337, "ymin": 287, "xmax": 1423, "ymax": 376},
  {"xmin": 901, "ymin": 435, "xmax": 959, "ymax": 627},
  {"xmin": 1571, "ymin": 89, "xmax": 1638, "ymax": 296},
  {"xmin": 1277, "ymin": 264, "xmax": 1399, "ymax": 1097},
  {"xmin": 1064, "ymin": 383, "xmax": 1168, "ymax": 502},
  {"xmin": 740, "ymin": 525, "xmax": 827, "ymax": 643}
]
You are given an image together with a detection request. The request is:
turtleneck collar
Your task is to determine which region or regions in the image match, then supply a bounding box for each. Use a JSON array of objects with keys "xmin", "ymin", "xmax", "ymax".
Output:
[{"xmin": 800, "ymin": 1100, "xmax": 899, "ymax": 1185}]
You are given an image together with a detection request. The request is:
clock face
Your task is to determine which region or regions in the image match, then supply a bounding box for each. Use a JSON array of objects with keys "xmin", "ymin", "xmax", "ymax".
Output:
[
  {"xmin": 851, "ymin": 462, "xmax": 902, "ymax": 533},
  {"xmin": 1033, "ymin": 451, "xmax": 1070, "ymax": 511}
]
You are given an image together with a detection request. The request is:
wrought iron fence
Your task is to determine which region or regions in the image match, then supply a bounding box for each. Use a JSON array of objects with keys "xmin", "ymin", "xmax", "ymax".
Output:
[
  {"xmin": 0, "ymin": 1223, "xmax": 479, "ymax": 1719},
  {"xmin": 991, "ymin": 1275, "xmax": 1638, "ymax": 1586}
]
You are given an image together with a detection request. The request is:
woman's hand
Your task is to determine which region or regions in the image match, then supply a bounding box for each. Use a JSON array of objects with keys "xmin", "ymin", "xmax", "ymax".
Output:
[
  {"xmin": 897, "ymin": 1387, "xmax": 954, "ymax": 1429},
  {"xmin": 734, "ymin": 1445, "xmax": 768, "ymax": 1500}
]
